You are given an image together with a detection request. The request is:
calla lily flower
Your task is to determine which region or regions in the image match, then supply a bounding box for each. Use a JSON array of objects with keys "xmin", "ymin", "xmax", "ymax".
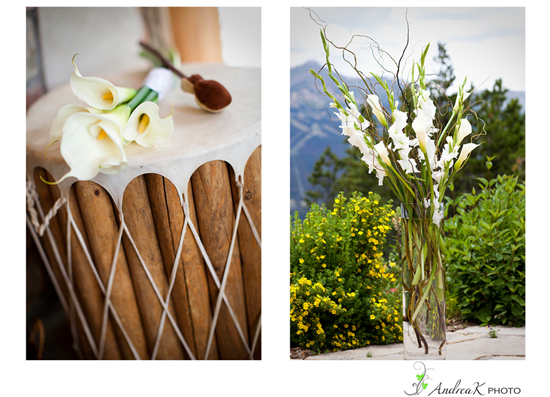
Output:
[
  {"xmin": 367, "ymin": 95, "xmax": 388, "ymax": 127},
  {"xmin": 70, "ymin": 55, "xmax": 136, "ymax": 110},
  {"xmin": 455, "ymin": 143, "xmax": 480, "ymax": 169},
  {"xmin": 56, "ymin": 106, "xmax": 130, "ymax": 182},
  {"xmin": 456, "ymin": 118, "xmax": 472, "ymax": 145},
  {"xmin": 47, "ymin": 104, "xmax": 94, "ymax": 157},
  {"xmin": 123, "ymin": 102, "xmax": 173, "ymax": 147},
  {"xmin": 412, "ymin": 113, "xmax": 432, "ymax": 152},
  {"xmin": 374, "ymin": 141, "xmax": 391, "ymax": 166}
]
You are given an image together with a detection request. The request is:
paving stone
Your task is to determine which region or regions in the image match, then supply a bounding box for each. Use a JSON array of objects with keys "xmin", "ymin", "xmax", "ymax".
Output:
[{"xmin": 304, "ymin": 326, "xmax": 525, "ymax": 360}]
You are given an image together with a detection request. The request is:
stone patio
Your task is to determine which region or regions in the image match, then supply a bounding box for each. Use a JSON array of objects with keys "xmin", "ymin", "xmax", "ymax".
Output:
[{"xmin": 303, "ymin": 326, "xmax": 525, "ymax": 360}]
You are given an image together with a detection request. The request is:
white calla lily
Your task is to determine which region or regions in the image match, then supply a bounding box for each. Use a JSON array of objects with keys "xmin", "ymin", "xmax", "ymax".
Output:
[
  {"xmin": 456, "ymin": 118, "xmax": 472, "ymax": 145},
  {"xmin": 455, "ymin": 143, "xmax": 480, "ymax": 169},
  {"xmin": 367, "ymin": 95, "xmax": 388, "ymax": 127},
  {"xmin": 47, "ymin": 104, "xmax": 94, "ymax": 157},
  {"xmin": 70, "ymin": 55, "xmax": 136, "ymax": 110},
  {"xmin": 123, "ymin": 102, "xmax": 173, "ymax": 147},
  {"xmin": 56, "ymin": 106, "xmax": 130, "ymax": 182}
]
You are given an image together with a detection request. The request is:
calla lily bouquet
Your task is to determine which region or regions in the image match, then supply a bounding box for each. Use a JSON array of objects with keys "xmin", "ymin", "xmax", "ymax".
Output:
[
  {"xmin": 310, "ymin": 30, "xmax": 483, "ymax": 358},
  {"xmin": 46, "ymin": 54, "xmax": 175, "ymax": 182}
]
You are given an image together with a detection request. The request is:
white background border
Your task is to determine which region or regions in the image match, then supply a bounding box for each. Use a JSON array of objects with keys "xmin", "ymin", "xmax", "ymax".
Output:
[{"xmin": 7, "ymin": 1, "xmax": 547, "ymax": 396}]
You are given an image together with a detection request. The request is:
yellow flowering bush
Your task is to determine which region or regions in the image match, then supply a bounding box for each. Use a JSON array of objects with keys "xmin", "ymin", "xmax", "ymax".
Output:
[{"xmin": 290, "ymin": 191, "xmax": 402, "ymax": 352}]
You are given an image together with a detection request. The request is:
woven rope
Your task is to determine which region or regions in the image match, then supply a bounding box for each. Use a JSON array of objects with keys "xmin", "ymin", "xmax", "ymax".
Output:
[{"xmin": 26, "ymin": 181, "xmax": 66, "ymax": 237}]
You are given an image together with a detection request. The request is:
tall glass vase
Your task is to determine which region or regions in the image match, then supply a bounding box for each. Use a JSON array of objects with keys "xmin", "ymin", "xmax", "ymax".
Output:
[{"xmin": 401, "ymin": 203, "xmax": 446, "ymax": 360}]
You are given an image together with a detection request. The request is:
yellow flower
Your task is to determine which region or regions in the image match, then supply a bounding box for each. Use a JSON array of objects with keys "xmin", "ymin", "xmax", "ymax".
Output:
[
  {"xmin": 299, "ymin": 258, "xmax": 304, "ymax": 264},
  {"xmin": 370, "ymin": 314, "xmax": 375, "ymax": 320}
]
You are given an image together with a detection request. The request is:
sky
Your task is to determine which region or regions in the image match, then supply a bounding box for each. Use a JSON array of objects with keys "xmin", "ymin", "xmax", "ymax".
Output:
[{"xmin": 291, "ymin": 7, "xmax": 525, "ymax": 92}]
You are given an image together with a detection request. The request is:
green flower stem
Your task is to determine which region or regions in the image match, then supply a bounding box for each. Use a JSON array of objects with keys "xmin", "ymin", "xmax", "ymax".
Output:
[
  {"xmin": 388, "ymin": 163, "xmax": 416, "ymax": 198},
  {"xmin": 143, "ymin": 90, "xmax": 158, "ymax": 103},
  {"xmin": 422, "ymin": 151, "xmax": 435, "ymax": 205},
  {"xmin": 127, "ymin": 86, "xmax": 152, "ymax": 112},
  {"xmin": 437, "ymin": 111, "xmax": 456, "ymax": 146},
  {"xmin": 309, "ymin": 70, "xmax": 347, "ymax": 115},
  {"xmin": 320, "ymin": 30, "xmax": 350, "ymax": 99}
]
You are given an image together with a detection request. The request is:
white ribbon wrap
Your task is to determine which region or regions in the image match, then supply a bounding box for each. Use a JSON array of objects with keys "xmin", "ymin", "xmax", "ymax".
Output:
[{"xmin": 143, "ymin": 67, "xmax": 174, "ymax": 101}]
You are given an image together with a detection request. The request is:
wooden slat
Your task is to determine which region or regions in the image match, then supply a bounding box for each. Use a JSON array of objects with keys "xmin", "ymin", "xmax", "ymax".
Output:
[
  {"xmin": 121, "ymin": 175, "xmax": 185, "ymax": 360},
  {"xmin": 165, "ymin": 178, "xmax": 219, "ymax": 359},
  {"xmin": 74, "ymin": 180, "xmax": 150, "ymax": 359},
  {"xmin": 229, "ymin": 146, "xmax": 262, "ymax": 359},
  {"xmin": 65, "ymin": 184, "xmax": 122, "ymax": 359},
  {"xmin": 191, "ymin": 160, "xmax": 249, "ymax": 359},
  {"xmin": 144, "ymin": 174, "xmax": 196, "ymax": 359}
]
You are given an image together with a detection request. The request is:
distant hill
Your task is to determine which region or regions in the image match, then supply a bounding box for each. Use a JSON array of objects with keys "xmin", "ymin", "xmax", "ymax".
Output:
[{"xmin": 289, "ymin": 61, "xmax": 525, "ymax": 218}]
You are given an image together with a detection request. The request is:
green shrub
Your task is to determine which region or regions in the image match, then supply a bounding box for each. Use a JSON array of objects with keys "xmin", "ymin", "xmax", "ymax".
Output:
[
  {"xmin": 444, "ymin": 175, "xmax": 525, "ymax": 326},
  {"xmin": 290, "ymin": 191, "xmax": 402, "ymax": 352}
]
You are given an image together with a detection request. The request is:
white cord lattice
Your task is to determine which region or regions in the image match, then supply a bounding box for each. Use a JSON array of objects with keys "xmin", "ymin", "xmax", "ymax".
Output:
[{"xmin": 26, "ymin": 175, "xmax": 261, "ymax": 360}]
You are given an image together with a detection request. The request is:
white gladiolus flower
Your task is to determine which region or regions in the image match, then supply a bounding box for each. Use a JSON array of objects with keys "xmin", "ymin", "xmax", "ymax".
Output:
[
  {"xmin": 391, "ymin": 109, "xmax": 408, "ymax": 129},
  {"xmin": 412, "ymin": 112, "xmax": 432, "ymax": 152},
  {"xmin": 388, "ymin": 109, "xmax": 408, "ymax": 148},
  {"xmin": 335, "ymin": 105, "xmax": 371, "ymax": 156},
  {"xmin": 432, "ymin": 203, "xmax": 444, "ymax": 227},
  {"xmin": 123, "ymin": 102, "xmax": 174, "ymax": 147},
  {"xmin": 57, "ymin": 105, "xmax": 130, "ymax": 182},
  {"xmin": 432, "ymin": 170, "xmax": 445, "ymax": 184},
  {"xmin": 367, "ymin": 95, "xmax": 388, "ymax": 127},
  {"xmin": 335, "ymin": 110, "xmax": 355, "ymax": 137},
  {"xmin": 439, "ymin": 136, "xmax": 460, "ymax": 167},
  {"xmin": 398, "ymin": 158, "xmax": 419, "ymax": 174},
  {"xmin": 374, "ymin": 141, "xmax": 391, "ymax": 166},
  {"xmin": 421, "ymin": 138, "xmax": 437, "ymax": 168},
  {"xmin": 417, "ymin": 89, "xmax": 436, "ymax": 120},
  {"xmin": 362, "ymin": 149, "xmax": 386, "ymax": 186},
  {"xmin": 456, "ymin": 118, "xmax": 472, "ymax": 145},
  {"xmin": 455, "ymin": 143, "xmax": 480, "ymax": 169},
  {"xmin": 392, "ymin": 133, "xmax": 410, "ymax": 152},
  {"xmin": 70, "ymin": 56, "xmax": 136, "ymax": 110},
  {"xmin": 349, "ymin": 131, "xmax": 371, "ymax": 156}
]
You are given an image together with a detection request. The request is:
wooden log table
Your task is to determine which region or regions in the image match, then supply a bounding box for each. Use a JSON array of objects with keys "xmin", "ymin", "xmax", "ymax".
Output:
[{"xmin": 26, "ymin": 64, "xmax": 261, "ymax": 360}]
